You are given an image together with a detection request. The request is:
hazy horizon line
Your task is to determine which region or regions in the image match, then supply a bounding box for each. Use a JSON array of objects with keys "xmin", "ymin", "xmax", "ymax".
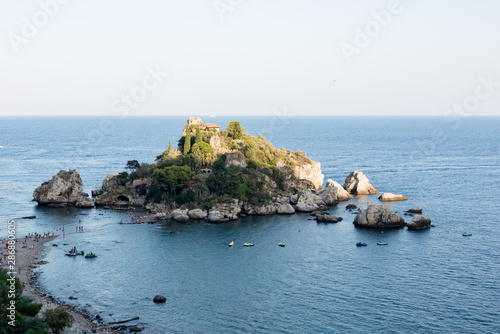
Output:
[{"xmin": 0, "ymin": 115, "xmax": 499, "ymax": 118}]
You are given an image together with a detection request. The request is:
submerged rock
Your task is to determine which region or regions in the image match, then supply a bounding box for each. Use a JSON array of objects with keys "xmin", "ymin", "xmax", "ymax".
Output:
[
  {"xmin": 345, "ymin": 203, "xmax": 357, "ymax": 210},
  {"xmin": 33, "ymin": 170, "xmax": 83, "ymax": 207},
  {"xmin": 378, "ymin": 193, "xmax": 408, "ymax": 202},
  {"xmin": 315, "ymin": 214, "xmax": 343, "ymax": 223},
  {"xmin": 343, "ymin": 171, "xmax": 379, "ymax": 195},
  {"xmin": 407, "ymin": 215, "xmax": 431, "ymax": 230},
  {"xmin": 353, "ymin": 204, "xmax": 405, "ymax": 228}
]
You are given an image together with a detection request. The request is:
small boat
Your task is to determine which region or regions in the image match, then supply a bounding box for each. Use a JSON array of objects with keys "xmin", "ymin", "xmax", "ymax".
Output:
[
  {"xmin": 65, "ymin": 251, "xmax": 84, "ymax": 256},
  {"xmin": 278, "ymin": 242, "xmax": 285, "ymax": 247},
  {"xmin": 356, "ymin": 242, "xmax": 367, "ymax": 247},
  {"xmin": 462, "ymin": 233, "xmax": 472, "ymax": 236},
  {"xmin": 243, "ymin": 243, "xmax": 254, "ymax": 247},
  {"xmin": 85, "ymin": 253, "xmax": 97, "ymax": 258},
  {"xmin": 228, "ymin": 241, "xmax": 234, "ymax": 247},
  {"xmin": 377, "ymin": 241, "xmax": 388, "ymax": 245}
]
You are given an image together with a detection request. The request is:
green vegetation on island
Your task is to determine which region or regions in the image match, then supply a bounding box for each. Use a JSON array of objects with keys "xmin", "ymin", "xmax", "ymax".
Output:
[{"xmin": 110, "ymin": 117, "xmax": 317, "ymax": 208}]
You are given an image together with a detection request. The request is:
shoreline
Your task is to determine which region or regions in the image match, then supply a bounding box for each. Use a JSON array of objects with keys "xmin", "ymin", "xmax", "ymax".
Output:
[{"xmin": 8, "ymin": 235, "xmax": 121, "ymax": 334}]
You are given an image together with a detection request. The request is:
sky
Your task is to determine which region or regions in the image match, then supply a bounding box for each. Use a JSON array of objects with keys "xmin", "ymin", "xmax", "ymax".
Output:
[{"xmin": 0, "ymin": 0, "xmax": 499, "ymax": 116}]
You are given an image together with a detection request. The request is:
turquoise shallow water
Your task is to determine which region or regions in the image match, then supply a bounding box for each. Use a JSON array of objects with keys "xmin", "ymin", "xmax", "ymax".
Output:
[{"xmin": 1, "ymin": 116, "xmax": 499, "ymax": 333}]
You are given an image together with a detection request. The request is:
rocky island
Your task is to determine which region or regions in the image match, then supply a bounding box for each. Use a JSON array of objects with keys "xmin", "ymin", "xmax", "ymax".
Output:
[{"xmin": 33, "ymin": 117, "xmax": 426, "ymax": 228}]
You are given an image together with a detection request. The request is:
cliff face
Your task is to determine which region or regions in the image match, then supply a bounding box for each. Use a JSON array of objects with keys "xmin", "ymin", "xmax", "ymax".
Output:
[
  {"xmin": 293, "ymin": 161, "xmax": 324, "ymax": 190},
  {"xmin": 209, "ymin": 135, "xmax": 231, "ymax": 155}
]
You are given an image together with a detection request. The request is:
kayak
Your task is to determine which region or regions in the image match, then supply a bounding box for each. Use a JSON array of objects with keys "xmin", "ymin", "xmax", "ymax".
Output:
[
  {"xmin": 85, "ymin": 254, "xmax": 97, "ymax": 258},
  {"xmin": 462, "ymin": 233, "xmax": 472, "ymax": 236},
  {"xmin": 377, "ymin": 241, "xmax": 388, "ymax": 245},
  {"xmin": 243, "ymin": 243, "xmax": 254, "ymax": 247},
  {"xmin": 278, "ymin": 242, "xmax": 285, "ymax": 247},
  {"xmin": 356, "ymin": 242, "xmax": 367, "ymax": 247},
  {"xmin": 228, "ymin": 241, "xmax": 234, "ymax": 247}
]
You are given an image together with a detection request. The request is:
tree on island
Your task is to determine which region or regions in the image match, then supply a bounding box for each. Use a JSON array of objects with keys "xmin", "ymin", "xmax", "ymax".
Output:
[
  {"xmin": 150, "ymin": 165, "xmax": 192, "ymax": 200},
  {"xmin": 191, "ymin": 141, "xmax": 214, "ymax": 167},
  {"xmin": 43, "ymin": 307, "xmax": 73, "ymax": 334},
  {"xmin": 227, "ymin": 121, "xmax": 244, "ymax": 140},
  {"xmin": 166, "ymin": 141, "xmax": 173, "ymax": 153},
  {"xmin": 195, "ymin": 126, "xmax": 202, "ymax": 144},
  {"xmin": 184, "ymin": 129, "xmax": 191, "ymax": 154},
  {"xmin": 126, "ymin": 160, "xmax": 141, "ymax": 170}
]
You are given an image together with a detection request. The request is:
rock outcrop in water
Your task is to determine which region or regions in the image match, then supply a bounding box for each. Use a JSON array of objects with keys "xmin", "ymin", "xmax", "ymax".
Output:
[
  {"xmin": 407, "ymin": 215, "xmax": 431, "ymax": 230},
  {"xmin": 95, "ymin": 173, "xmax": 133, "ymax": 207},
  {"xmin": 315, "ymin": 214, "xmax": 343, "ymax": 223},
  {"xmin": 153, "ymin": 295, "xmax": 166, "ymax": 303},
  {"xmin": 94, "ymin": 173, "xmax": 150, "ymax": 208},
  {"xmin": 207, "ymin": 200, "xmax": 242, "ymax": 222},
  {"xmin": 378, "ymin": 193, "xmax": 408, "ymax": 202},
  {"xmin": 319, "ymin": 179, "xmax": 352, "ymax": 205},
  {"xmin": 353, "ymin": 204, "xmax": 406, "ymax": 228},
  {"xmin": 406, "ymin": 206, "xmax": 423, "ymax": 214},
  {"xmin": 291, "ymin": 189, "xmax": 327, "ymax": 212},
  {"xmin": 188, "ymin": 208, "xmax": 208, "ymax": 220},
  {"xmin": 33, "ymin": 170, "xmax": 84, "ymax": 207},
  {"xmin": 75, "ymin": 193, "xmax": 95, "ymax": 208},
  {"xmin": 171, "ymin": 209, "xmax": 190, "ymax": 222},
  {"xmin": 343, "ymin": 171, "xmax": 379, "ymax": 195}
]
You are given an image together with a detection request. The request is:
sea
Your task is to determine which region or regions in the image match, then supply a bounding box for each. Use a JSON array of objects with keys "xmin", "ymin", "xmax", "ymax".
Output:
[{"xmin": 1, "ymin": 116, "xmax": 499, "ymax": 333}]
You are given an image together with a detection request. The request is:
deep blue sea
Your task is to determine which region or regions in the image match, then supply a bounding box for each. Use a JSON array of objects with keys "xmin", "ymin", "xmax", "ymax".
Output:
[{"xmin": 1, "ymin": 116, "xmax": 499, "ymax": 333}]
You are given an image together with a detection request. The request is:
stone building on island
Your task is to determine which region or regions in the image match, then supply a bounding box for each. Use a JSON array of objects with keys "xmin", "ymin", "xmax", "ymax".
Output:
[{"xmin": 182, "ymin": 116, "xmax": 220, "ymax": 135}]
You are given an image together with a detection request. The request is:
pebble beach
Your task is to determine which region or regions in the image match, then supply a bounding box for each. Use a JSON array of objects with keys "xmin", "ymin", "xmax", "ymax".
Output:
[{"xmin": 3, "ymin": 234, "xmax": 118, "ymax": 334}]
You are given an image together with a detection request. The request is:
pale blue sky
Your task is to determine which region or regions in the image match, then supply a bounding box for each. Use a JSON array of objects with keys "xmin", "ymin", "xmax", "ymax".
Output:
[{"xmin": 1, "ymin": 0, "xmax": 499, "ymax": 116}]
